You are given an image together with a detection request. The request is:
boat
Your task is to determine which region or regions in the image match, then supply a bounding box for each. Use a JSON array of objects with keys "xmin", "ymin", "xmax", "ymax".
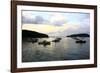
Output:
[
  {"xmin": 38, "ymin": 40, "xmax": 51, "ymax": 47},
  {"xmin": 76, "ymin": 40, "xmax": 86, "ymax": 43},
  {"xmin": 52, "ymin": 38, "xmax": 61, "ymax": 43}
]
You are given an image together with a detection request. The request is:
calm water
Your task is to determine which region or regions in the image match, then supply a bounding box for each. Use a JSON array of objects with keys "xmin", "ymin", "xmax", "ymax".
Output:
[{"xmin": 22, "ymin": 37, "xmax": 90, "ymax": 62}]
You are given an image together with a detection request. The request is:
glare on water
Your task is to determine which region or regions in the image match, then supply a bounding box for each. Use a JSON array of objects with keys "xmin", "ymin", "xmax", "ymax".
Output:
[{"xmin": 22, "ymin": 37, "xmax": 90, "ymax": 62}]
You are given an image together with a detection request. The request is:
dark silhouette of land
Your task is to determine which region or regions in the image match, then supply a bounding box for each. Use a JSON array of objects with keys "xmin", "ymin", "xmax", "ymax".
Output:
[
  {"xmin": 22, "ymin": 30, "xmax": 48, "ymax": 38},
  {"xmin": 31, "ymin": 38, "xmax": 38, "ymax": 43},
  {"xmin": 67, "ymin": 33, "xmax": 89, "ymax": 44},
  {"xmin": 67, "ymin": 33, "xmax": 90, "ymax": 37}
]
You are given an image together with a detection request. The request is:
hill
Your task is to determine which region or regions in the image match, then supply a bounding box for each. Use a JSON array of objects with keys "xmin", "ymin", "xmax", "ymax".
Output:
[
  {"xmin": 67, "ymin": 33, "xmax": 90, "ymax": 37},
  {"xmin": 22, "ymin": 30, "xmax": 48, "ymax": 38}
]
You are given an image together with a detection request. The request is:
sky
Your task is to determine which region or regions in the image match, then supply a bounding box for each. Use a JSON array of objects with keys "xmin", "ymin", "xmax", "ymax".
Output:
[{"xmin": 22, "ymin": 10, "xmax": 90, "ymax": 37}]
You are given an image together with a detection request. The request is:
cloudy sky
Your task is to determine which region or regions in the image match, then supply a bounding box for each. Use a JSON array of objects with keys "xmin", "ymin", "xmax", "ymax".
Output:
[{"xmin": 22, "ymin": 10, "xmax": 90, "ymax": 37}]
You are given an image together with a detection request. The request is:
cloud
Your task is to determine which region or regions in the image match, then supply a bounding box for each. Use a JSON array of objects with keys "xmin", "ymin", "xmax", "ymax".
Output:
[
  {"xmin": 50, "ymin": 13, "xmax": 67, "ymax": 26},
  {"xmin": 63, "ymin": 25, "xmax": 90, "ymax": 35},
  {"xmin": 32, "ymin": 16, "xmax": 45, "ymax": 24},
  {"xmin": 22, "ymin": 15, "xmax": 48, "ymax": 24},
  {"xmin": 22, "ymin": 12, "xmax": 67, "ymax": 26},
  {"xmin": 48, "ymin": 24, "xmax": 90, "ymax": 37},
  {"xmin": 50, "ymin": 20, "xmax": 66, "ymax": 26},
  {"xmin": 22, "ymin": 16, "xmax": 34, "ymax": 24},
  {"xmin": 22, "ymin": 11, "xmax": 90, "ymax": 37}
]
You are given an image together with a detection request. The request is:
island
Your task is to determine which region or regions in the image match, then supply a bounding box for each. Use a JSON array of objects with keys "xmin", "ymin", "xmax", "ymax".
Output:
[
  {"xmin": 67, "ymin": 33, "xmax": 90, "ymax": 37},
  {"xmin": 22, "ymin": 30, "xmax": 49, "ymax": 38},
  {"xmin": 66, "ymin": 33, "xmax": 90, "ymax": 43}
]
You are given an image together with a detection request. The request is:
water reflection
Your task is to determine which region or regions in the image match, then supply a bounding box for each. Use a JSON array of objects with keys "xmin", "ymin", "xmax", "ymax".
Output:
[{"xmin": 22, "ymin": 37, "xmax": 90, "ymax": 62}]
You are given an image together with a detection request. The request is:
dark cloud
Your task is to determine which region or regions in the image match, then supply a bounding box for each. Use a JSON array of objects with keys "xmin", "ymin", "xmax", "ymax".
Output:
[
  {"xmin": 33, "ymin": 16, "xmax": 44, "ymax": 24},
  {"xmin": 22, "ymin": 16, "xmax": 34, "ymax": 24},
  {"xmin": 22, "ymin": 15, "xmax": 48, "ymax": 24},
  {"xmin": 22, "ymin": 15, "xmax": 67, "ymax": 26},
  {"xmin": 52, "ymin": 20, "xmax": 67, "ymax": 26}
]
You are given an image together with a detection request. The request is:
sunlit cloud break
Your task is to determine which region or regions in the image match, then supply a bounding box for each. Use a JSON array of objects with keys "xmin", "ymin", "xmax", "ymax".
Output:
[{"xmin": 22, "ymin": 10, "xmax": 90, "ymax": 36}]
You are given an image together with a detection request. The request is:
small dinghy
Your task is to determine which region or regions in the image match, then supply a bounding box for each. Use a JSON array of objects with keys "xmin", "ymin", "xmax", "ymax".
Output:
[{"xmin": 76, "ymin": 40, "xmax": 86, "ymax": 43}]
